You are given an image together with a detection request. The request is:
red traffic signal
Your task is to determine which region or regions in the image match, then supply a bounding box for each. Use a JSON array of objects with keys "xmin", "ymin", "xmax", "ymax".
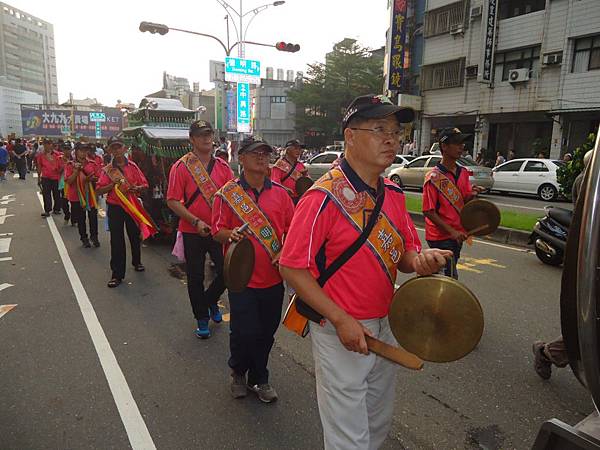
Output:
[
  {"xmin": 275, "ymin": 42, "xmax": 300, "ymax": 53},
  {"xmin": 139, "ymin": 21, "xmax": 169, "ymax": 35}
]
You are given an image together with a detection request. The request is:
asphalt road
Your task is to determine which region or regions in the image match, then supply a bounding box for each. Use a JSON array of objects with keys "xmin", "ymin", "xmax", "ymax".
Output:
[{"xmin": 0, "ymin": 177, "xmax": 591, "ymax": 450}]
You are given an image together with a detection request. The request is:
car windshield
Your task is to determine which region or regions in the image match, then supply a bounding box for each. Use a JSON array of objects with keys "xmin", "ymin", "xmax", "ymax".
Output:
[{"xmin": 553, "ymin": 160, "xmax": 566, "ymax": 167}]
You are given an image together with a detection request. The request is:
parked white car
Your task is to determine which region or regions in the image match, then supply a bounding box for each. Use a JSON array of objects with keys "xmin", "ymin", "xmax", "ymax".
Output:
[
  {"xmin": 491, "ymin": 158, "xmax": 565, "ymax": 201},
  {"xmin": 304, "ymin": 151, "xmax": 342, "ymax": 180},
  {"xmin": 383, "ymin": 155, "xmax": 415, "ymax": 177}
]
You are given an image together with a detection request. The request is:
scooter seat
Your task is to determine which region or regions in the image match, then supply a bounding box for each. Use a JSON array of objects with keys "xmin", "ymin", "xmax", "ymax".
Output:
[{"xmin": 548, "ymin": 207, "xmax": 573, "ymax": 228}]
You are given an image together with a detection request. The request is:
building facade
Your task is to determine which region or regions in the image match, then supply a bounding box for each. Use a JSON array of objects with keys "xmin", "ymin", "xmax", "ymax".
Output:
[
  {"xmin": 0, "ymin": 82, "xmax": 43, "ymax": 136},
  {"xmin": 387, "ymin": 0, "xmax": 600, "ymax": 160},
  {"xmin": 0, "ymin": 2, "xmax": 58, "ymax": 104},
  {"xmin": 253, "ymin": 69, "xmax": 298, "ymax": 147}
]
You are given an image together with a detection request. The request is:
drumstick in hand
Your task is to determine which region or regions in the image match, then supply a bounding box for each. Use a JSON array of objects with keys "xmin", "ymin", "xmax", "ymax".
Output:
[{"xmin": 364, "ymin": 335, "xmax": 424, "ymax": 370}]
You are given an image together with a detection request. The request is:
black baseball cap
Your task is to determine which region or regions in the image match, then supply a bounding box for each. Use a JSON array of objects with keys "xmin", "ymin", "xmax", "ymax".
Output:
[
  {"xmin": 238, "ymin": 138, "xmax": 273, "ymax": 155},
  {"xmin": 189, "ymin": 120, "xmax": 214, "ymax": 136},
  {"xmin": 106, "ymin": 136, "xmax": 124, "ymax": 148},
  {"xmin": 438, "ymin": 127, "xmax": 471, "ymax": 144},
  {"xmin": 284, "ymin": 139, "xmax": 304, "ymax": 148},
  {"xmin": 342, "ymin": 94, "xmax": 415, "ymax": 131}
]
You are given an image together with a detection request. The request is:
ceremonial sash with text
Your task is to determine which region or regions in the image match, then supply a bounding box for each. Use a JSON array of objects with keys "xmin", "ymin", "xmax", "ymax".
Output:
[
  {"xmin": 104, "ymin": 165, "xmax": 158, "ymax": 240},
  {"xmin": 309, "ymin": 169, "xmax": 404, "ymax": 284},
  {"xmin": 424, "ymin": 168, "xmax": 464, "ymax": 214},
  {"xmin": 217, "ymin": 180, "xmax": 282, "ymax": 259},
  {"xmin": 179, "ymin": 153, "xmax": 219, "ymax": 207},
  {"xmin": 274, "ymin": 158, "xmax": 303, "ymax": 183}
]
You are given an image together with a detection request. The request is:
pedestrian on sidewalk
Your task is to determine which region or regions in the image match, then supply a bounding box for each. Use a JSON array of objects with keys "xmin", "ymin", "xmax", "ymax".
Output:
[
  {"xmin": 36, "ymin": 139, "xmax": 64, "ymax": 217},
  {"xmin": 65, "ymin": 143, "xmax": 99, "ymax": 248},
  {"xmin": 279, "ymin": 94, "xmax": 451, "ymax": 449},
  {"xmin": 0, "ymin": 141, "xmax": 8, "ymax": 181},
  {"xmin": 96, "ymin": 137, "xmax": 156, "ymax": 288},
  {"xmin": 13, "ymin": 138, "xmax": 28, "ymax": 180},
  {"xmin": 213, "ymin": 137, "xmax": 294, "ymax": 403},
  {"xmin": 166, "ymin": 120, "xmax": 234, "ymax": 339},
  {"xmin": 422, "ymin": 128, "xmax": 485, "ymax": 279}
]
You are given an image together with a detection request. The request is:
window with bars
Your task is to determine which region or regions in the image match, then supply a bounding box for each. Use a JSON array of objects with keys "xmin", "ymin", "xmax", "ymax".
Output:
[
  {"xmin": 494, "ymin": 46, "xmax": 540, "ymax": 81},
  {"xmin": 498, "ymin": 0, "xmax": 545, "ymax": 20},
  {"xmin": 421, "ymin": 58, "xmax": 465, "ymax": 90},
  {"xmin": 424, "ymin": 1, "xmax": 468, "ymax": 37},
  {"xmin": 572, "ymin": 35, "xmax": 600, "ymax": 73}
]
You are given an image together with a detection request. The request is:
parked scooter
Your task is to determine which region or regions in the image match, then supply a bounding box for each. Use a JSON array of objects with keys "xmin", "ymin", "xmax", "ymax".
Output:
[{"xmin": 529, "ymin": 206, "xmax": 572, "ymax": 266}]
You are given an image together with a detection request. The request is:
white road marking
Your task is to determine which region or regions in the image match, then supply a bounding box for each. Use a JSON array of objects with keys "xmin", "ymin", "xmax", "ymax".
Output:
[
  {"xmin": 0, "ymin": 199, "xmax": 15, "ymax": 205},
  {"xmin": 0, "ymin": 283, "xmax": 14, "ymax": 292},
  {"xmin": 490, "ymin": 202, "xmax": 545, "ymax": 212},
  {"xmin": 414, "ymin": 226, "xmax": 529, "ymax": 253},
  {"xmin": 0, "ymin": 304, "xmax": 17, "ymax": 319},
  {"xmin": 0, "ymin": 233, "xmax": 14, "ymax": 236},
  {"xmin": 0, "ymin": 215, "xmax": 14, "ymax": 225},
  {"xmin": 0, "ymin": 237, "xmax": 11, "ymax": 253},
  {"xmin": 1, "ymin": 194, "xmax": 15, "ymax": 200},
  {"xmin": 36, "ymin": 193, "xmax": 156, "ymax": 450},
  {"xmin": 0, "ymin": 257, "xmax": 13, "ymax": 262}
]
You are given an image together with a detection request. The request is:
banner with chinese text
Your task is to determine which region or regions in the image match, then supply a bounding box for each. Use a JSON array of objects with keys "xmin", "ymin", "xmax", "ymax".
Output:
[
  {"xmin": 387, "ymin": 0, "xmax": 408, "ymax": 92},
  {"xmin": 20, "ymin": 107, "xmax": 123, "ymax": 138}
]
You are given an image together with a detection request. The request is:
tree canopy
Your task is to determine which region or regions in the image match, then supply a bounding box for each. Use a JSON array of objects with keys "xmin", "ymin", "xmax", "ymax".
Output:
[{"xmin": 288, "ymin": 38, "xmax": 384, "ymax": 147}]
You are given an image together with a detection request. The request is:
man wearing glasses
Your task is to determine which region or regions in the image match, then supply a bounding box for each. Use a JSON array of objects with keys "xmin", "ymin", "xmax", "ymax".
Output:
[
  {"xmin": 167, "ymin": 120, "xmax": 234, "ymax": 339},
  {"xmin": 212, "ymin": 138, "xmax": 295, "ymax": 403},
  {"xmin": 279, "ymin": 95, "xmax": 452, "ymax": 449}
]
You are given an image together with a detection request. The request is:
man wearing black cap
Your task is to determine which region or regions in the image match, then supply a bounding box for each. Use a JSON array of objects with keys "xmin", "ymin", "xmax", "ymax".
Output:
[
  {"xmin": 212, "ymin": 137, "xmax": 294, "ymax": 403},
  {"xmin": 270, "ymin": 139, "xmax": 309, "ymax": 202},
  {"xmin": 279, "ymin": 94, "xmax": 452, "ymax": 448},
  {"xmin": 422, "ymin": 127, "xmax": 484, "ymax": 279},
  {"xmin": 167, "ymin": 120, "xmax": 234, "ymax": 339}
]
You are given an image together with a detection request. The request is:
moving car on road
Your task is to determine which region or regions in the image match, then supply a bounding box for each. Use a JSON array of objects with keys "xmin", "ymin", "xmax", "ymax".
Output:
[
  {"xmin": 388, "ymin": 155, "xmax": 494, "ymax": 190},
  {"xmin": 491, "ymin": 158, "xmax": 564, "ymax": 201}
]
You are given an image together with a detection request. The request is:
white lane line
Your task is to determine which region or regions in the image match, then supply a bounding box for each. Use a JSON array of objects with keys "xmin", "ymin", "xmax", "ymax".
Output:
[
  {"xmin": 0, "ymin": 237, "xmax": 11, "ymax": 253},
  {"xmin": 0, "ymin": 304, "xmax": 17, "ymax": 319},
  {"xmin": 414, "ymin": 226, "xmax": 529, "ymax": 253},
  {"xmin": 0, "ymin": 257, "xmax": 13, "ymax": 262},
  {"xmin": 0, "ymin": 215, "xmax": 14, "ymax": 225},
  {"xmin": 1, "ymin": 194, "xmax": 15, "ymax": 200},
  {"xmin": 491, "ymin": 202, "xmax": 545, "ymax": 212},
  {"xmin": 36, "ymin": 193, "xmax": 156, "ymax": 450},
  {"xmin": 0, "ymin": 233, "xmax": 13, "ymax": 236},
  {"xmin": 0, "ymin": 283, "xmax": 14, "ymax": 292}
]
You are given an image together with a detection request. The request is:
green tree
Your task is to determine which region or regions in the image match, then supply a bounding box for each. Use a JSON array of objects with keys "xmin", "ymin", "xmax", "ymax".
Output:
[
  {"xmin": 288, "ymin": 39, "xmax": 384, "ymax": 148},
  {"xmin": 557, "ymin": 132, "xmax": 596, "ymax": 199}
]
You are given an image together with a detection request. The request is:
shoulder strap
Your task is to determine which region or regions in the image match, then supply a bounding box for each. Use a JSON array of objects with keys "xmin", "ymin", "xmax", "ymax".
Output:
[
  {"xmin": 182, "ymin": 158, "xmax": 216, "ymax": 209},
  {"xmin": 280, "ymin": 160, "xmax": 297, "ymax": 183},
  {"xmin": 317, "ymin": 188, "xmax": 384, "ymax": 286}
]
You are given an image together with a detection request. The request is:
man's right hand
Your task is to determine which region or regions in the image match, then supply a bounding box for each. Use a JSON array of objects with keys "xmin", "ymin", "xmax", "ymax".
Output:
[
  {"xmin": 333, "ymin": 313, "xmax": 373, "ymax": 355},
  {"xmin": 450, "ymin": 229, "xmax": 467, "ymax": 243},
  {"xmin": 195, "ymin": 220, "xmax": 211, "ymax": 237}
]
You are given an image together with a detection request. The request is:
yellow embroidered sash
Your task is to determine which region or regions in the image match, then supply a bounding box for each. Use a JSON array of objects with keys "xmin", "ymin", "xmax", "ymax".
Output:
[
  {"xmin": 217, "ymin": 181, "xmax": 282, "ymax": 259},
  {"xmin": 309, "ymin": 168, "xmax": 404, "ymax": 284},
  {"xmin": 180, "ymin": 153, "xmax": 219, "ymax": 207},
  {"xmin": 274, "ymin": 158, "xmax": 303, "ymax": 182},
  {"xmin": 424, "ymin": 168, "xmax": 464, "ymax": 214}
]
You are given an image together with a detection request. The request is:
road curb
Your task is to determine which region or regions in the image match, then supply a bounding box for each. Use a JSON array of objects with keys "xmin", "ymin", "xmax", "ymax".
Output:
[{"xmin": 408, "ymin": 212, "xmax": 532, "ymax": 248}]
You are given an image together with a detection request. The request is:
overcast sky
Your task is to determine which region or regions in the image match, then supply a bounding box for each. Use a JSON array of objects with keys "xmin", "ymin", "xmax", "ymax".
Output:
[{"xmin": 10, "ymin": 0, "xmax": 389, "ymax": 106}]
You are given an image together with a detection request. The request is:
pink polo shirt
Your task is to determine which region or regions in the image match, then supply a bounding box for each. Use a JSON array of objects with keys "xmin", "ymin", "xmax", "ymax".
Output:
[
  {"xmin": 36, "ymin": 151, "xmax": 64, "ymax": 180},
  {"xmin": 64, "ymin": 160, "xmax": 101, "ymax": 202},
  {"xmin": 279, "ymin": 159, "xmax": 421, "ymax": 320},
  {"xmin": 212, "ymin": 176, "xmax": 295, "ymax": 289},
  {"xmin": 96, "ymin": 159, "xmax": 149, "ymax": 206},
  {"xmin": 270, "ymin": 158, "xmax": 307, "ymax": 198},
  {"xmin": 422, "ymin": 164, "xmax": 473, "ymax": 241},
  {"xmin": 167, "ymin": 155, "xmax": 233, "ymax": 233}
]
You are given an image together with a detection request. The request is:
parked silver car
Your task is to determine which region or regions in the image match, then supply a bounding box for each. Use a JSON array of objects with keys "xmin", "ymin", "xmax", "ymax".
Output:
[
  {"xmin": 383, "ymin": 155, "xmax": 416, "ymax": 177},
  {"xmin": 304, "ymin": 151, "xmax": 342, "ymax": 180},
  {"xmin": 388, "ymin": 155, "xmax": 494, "ymax": 190}
]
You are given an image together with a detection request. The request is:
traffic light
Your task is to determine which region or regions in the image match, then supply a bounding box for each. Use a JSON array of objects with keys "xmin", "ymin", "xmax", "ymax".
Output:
[
  {"xmin": 275, "ymin": 42, "xmax": 300, "ymax": 53},
  {"xmin": 139, "ymin": 21, "xmax": 169, "ymax": 35}
]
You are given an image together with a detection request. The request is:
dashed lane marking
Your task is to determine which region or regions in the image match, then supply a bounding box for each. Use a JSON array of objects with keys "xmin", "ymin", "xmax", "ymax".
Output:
[
  {"xmin": 0, "ymin": 208, "xmax": 15, "ymax": 225},
  {"xmin": 0, "ymin": 304, "xmax": 17, "ymax": 319},
  {"xmin": 0, "ymin": 257, "xmax": 13, "ymax": 262},
  {"xmin": 0, "ymin": 283, "xmax": 14, "ymax": 292},
  {"xmin": 36, "ymin": 193, "xmax": 156, "ymax": 450},
  {"xmin": 0, "ymin": 237, "xmax": 11, "ymax": 253}
]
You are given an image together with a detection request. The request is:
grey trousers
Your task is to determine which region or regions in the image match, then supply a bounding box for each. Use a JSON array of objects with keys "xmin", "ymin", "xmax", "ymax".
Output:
[{"xmin": 310, "ymin": 317, "xmax": 399, "ymax": 450}]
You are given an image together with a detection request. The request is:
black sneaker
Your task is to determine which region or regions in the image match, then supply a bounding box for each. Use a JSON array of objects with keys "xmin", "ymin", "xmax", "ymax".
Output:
[
  {"xmin": 91, "ymin": 237, "xmax": 100, "ymax": 248},
  {"xmin": 532, "ymin": 341, "xmax": 552, "ymax": 380},
  {"xmin": 231, "ymin": 372, "xmax": 248, "ymax": 399},
  {"xmin": 82, "ymin": 238, "xmax": 91, "ymax": 248},
  {"xmin": 41, "ymin": 212, "xmax": 50, "ymax": 217}
]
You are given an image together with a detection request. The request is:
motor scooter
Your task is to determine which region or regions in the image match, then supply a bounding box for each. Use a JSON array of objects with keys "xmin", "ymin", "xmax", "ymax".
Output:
[{"xmin": 529, "ymin": 206, "xmax": 572, "ymax": 266}]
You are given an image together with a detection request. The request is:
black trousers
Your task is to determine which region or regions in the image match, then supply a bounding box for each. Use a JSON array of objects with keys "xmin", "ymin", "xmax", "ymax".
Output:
[
  {"xmin": 427, "ymin": 239, "xmax": 463, "ymax": 279},
  {"xmin": 228, "ymin": 283, "xmax": 284, "ymax": 385},
  {"xmin": 61, "ymin": 190, "xmax": 70, "ymax": 219},
  {"xmin": 182, "ymin": 232, "xmax": 226, "ymax": 321},
  {"xmin": 107, "ymin": 203, "xmax": 141, "ymax": 279},
  {"xmin": 15, "ymin": 157, "xmax": 27, "ymax": 179},
  {"xmin": 41, "ymin": 178, "xmax": 61, "ymax": 213},
  {"xmin": 71, "ymin": 201, "xmax": 98, "ymax": 240}
]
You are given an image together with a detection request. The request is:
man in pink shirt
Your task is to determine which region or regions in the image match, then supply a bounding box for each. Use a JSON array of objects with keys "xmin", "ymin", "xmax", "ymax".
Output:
[
  {"xmin": 422, "ymin": 128, "xmax": 484, "ymax": 279},
  {"xmin": 167, "ymin": 120, "xmax": 234, "ymax": 339},
  {"xmin": 270, "ymin": 139, "xmax": 309, "ymax": 202},
  {"xmin": 279, "ymin": 94, "xmax": 452, "ymax": 449},
  {"xmin": 36, "ymin": 139, "xmax": 64, "ymax": 217},
  {"xmin": 213, "ymin": 137, "xmax": 294, "ymax": 403}
]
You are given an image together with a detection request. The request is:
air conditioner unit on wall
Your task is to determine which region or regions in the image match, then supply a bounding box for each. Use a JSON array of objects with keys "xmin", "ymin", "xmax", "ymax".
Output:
[
  {"xmin": 466, "ymin": 65, "xmax": 478, "ymax": 78},
  {"xmin": 470, "ymin": 6, "xmax": 483, "ymax": 18},
  {"xmin": 543, "ymin": 53, "xmax": 563, "ymax": 65},
  {"xmin": 508, "ymin": 68, "xmax": 530, "ymax": 83}
]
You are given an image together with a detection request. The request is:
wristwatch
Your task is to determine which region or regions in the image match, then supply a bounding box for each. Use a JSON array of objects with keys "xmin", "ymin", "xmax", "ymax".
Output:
[{"xmin": 191, "ymin": 218, "xmax": 200, "ymax": 227}]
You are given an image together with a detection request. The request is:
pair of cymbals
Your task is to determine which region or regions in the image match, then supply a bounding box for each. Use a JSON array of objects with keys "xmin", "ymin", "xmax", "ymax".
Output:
[
  {"xmin": 295, "ymin": 176, "xmax": 314, "ymax": 197},
  {"xmin": 460, "ymin": 199, "xmax": 501, "ymax": 236}
]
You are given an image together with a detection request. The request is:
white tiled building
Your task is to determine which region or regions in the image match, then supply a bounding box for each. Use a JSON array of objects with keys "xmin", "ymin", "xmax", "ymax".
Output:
[
  {"xmin": 416, "ymin": 0, "xmax": 600, "ymax": 160},
  {"xmin": 0, "ymin": 82, "xmax": 43, "ymax": 137}
]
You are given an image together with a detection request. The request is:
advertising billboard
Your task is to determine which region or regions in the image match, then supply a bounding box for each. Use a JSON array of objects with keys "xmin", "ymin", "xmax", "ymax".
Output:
[{"xmin": 21, "ymin": 107, "xmax": 123, "ymax": 138}]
